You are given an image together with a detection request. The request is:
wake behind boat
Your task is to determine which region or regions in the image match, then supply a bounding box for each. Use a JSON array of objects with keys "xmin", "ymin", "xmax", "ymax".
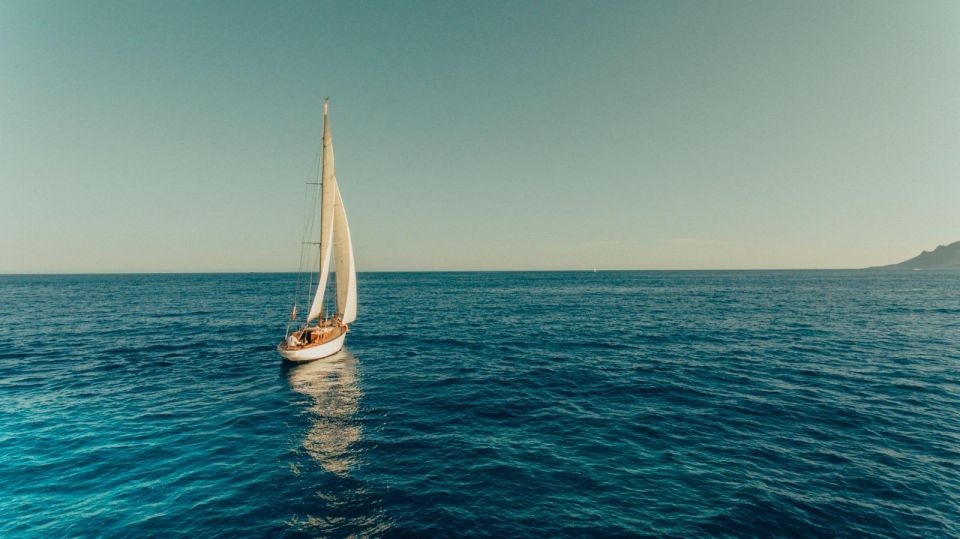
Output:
[{"xmin": 278, "ymin": 99, "xmax": 357, "ymax": 362}]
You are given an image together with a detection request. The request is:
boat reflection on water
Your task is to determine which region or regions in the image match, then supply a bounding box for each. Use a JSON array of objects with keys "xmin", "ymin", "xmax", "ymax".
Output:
[
  {"xmin": 286, "ymin": 350, "xmax": 387, "ymax": 535},
  {"xmin": 286, "ymin": 349, "xmax": 362, "ymax": 476}
]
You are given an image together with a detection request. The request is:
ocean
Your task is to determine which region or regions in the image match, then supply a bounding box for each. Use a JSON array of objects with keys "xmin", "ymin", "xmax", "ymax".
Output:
[{"xmin": 1, "ymin": 271, "xmax": 958, "ymax": 537}]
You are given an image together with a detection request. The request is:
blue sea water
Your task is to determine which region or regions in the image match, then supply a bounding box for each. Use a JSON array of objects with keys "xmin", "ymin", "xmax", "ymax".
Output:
[{"xmin": 1, "ymin": 271, "xmax": 959, "ymax": 537}]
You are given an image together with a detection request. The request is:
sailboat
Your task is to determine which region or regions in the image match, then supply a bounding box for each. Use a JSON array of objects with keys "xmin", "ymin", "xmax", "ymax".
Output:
[{"xmin": 278, "ymin": 99, "xmax": 357, "ymax": 362}]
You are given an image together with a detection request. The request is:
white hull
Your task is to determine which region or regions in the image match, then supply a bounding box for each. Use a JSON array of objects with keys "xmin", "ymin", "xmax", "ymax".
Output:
[{"xmin": 278, "ymin": 333, "xmax": 346, "ymax": 362}]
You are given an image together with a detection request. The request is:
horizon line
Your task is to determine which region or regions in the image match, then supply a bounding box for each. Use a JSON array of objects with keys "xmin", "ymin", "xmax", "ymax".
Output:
[{"xmin": 0, "ymin": 267, "xmax": 922, "ymax": 276}]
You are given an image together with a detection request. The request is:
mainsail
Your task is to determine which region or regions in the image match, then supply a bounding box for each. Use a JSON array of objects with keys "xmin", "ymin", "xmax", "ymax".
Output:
[
  {"xmin": 307, "ymin": 100, "xmax": 337, "ymax": 322},
  {"xmin": 306, "ymin": 100, "xmax": 357, "ymax": 323}
]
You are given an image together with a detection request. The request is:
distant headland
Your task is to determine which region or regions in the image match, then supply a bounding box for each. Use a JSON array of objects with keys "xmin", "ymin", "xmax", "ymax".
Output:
[{"xmin": 870, "ymin": 241, "xmax": 960, "ymax": 270}]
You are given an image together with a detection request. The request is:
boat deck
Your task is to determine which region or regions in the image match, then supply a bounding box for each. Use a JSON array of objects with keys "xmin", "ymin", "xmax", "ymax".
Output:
[{"xmin": 280, "ymin": 323, "xmax": 346, "ymax": 351}]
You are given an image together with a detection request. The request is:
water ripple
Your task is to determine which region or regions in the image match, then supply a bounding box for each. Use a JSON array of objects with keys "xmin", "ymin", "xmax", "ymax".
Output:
[{"xmin": 1, "ymin": 271, "xmax": 959, "ymax": 536}]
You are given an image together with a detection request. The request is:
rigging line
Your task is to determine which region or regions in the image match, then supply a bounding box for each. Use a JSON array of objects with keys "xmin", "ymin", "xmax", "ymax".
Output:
[
  {"xmin": 306, "ymin": 109, "xmax": 327, "ymax": 325},
  {"xmin": 291, "ymin": 243, "xmax": 308, "ymax": 335},
  {"xmin": 291, "ymin": 115, "xmax": 325, "ymax": 332},
  {"xmin": 294, "ymin": 159, "xmax": 318, "ymax": 323},
  {"xmin": 288, "ymin": 189, "xmax": 309, "ymax": 336},
  {"xmin": 305, "ymin": 108, "xmax": 326, "ymax": 300}
]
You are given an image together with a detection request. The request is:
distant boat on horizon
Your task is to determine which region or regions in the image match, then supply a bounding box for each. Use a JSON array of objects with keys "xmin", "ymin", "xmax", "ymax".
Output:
[{"xmin": 278, "ymin": 99, "xmax": 358, "ymax": 362}]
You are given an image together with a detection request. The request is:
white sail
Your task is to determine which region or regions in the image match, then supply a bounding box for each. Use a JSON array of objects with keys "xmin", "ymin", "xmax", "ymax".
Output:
[
  {"xmin": 333, "ymin": 179, "xmax": 357, "ymax": 324},
  {"xmin": 307, "ymin": 101, "xmax": 337, "ymax": 322}
]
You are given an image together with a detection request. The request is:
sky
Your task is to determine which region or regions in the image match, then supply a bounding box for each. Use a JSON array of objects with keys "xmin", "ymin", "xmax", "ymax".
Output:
[{"xmin": 1, "ymin": 0, "xmax": 958, "ymax": 272}]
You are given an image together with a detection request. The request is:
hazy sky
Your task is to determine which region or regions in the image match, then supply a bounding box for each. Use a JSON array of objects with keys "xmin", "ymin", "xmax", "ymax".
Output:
[{"xmin": 2, "ymin": 0, "xmax": 958, "ymax": 272}]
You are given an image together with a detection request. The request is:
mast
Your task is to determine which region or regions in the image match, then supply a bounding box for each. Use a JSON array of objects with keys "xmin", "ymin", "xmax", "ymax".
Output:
[{"xmin": 307, "ymin": 98, "xmax": 336, "ymax": 322}]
